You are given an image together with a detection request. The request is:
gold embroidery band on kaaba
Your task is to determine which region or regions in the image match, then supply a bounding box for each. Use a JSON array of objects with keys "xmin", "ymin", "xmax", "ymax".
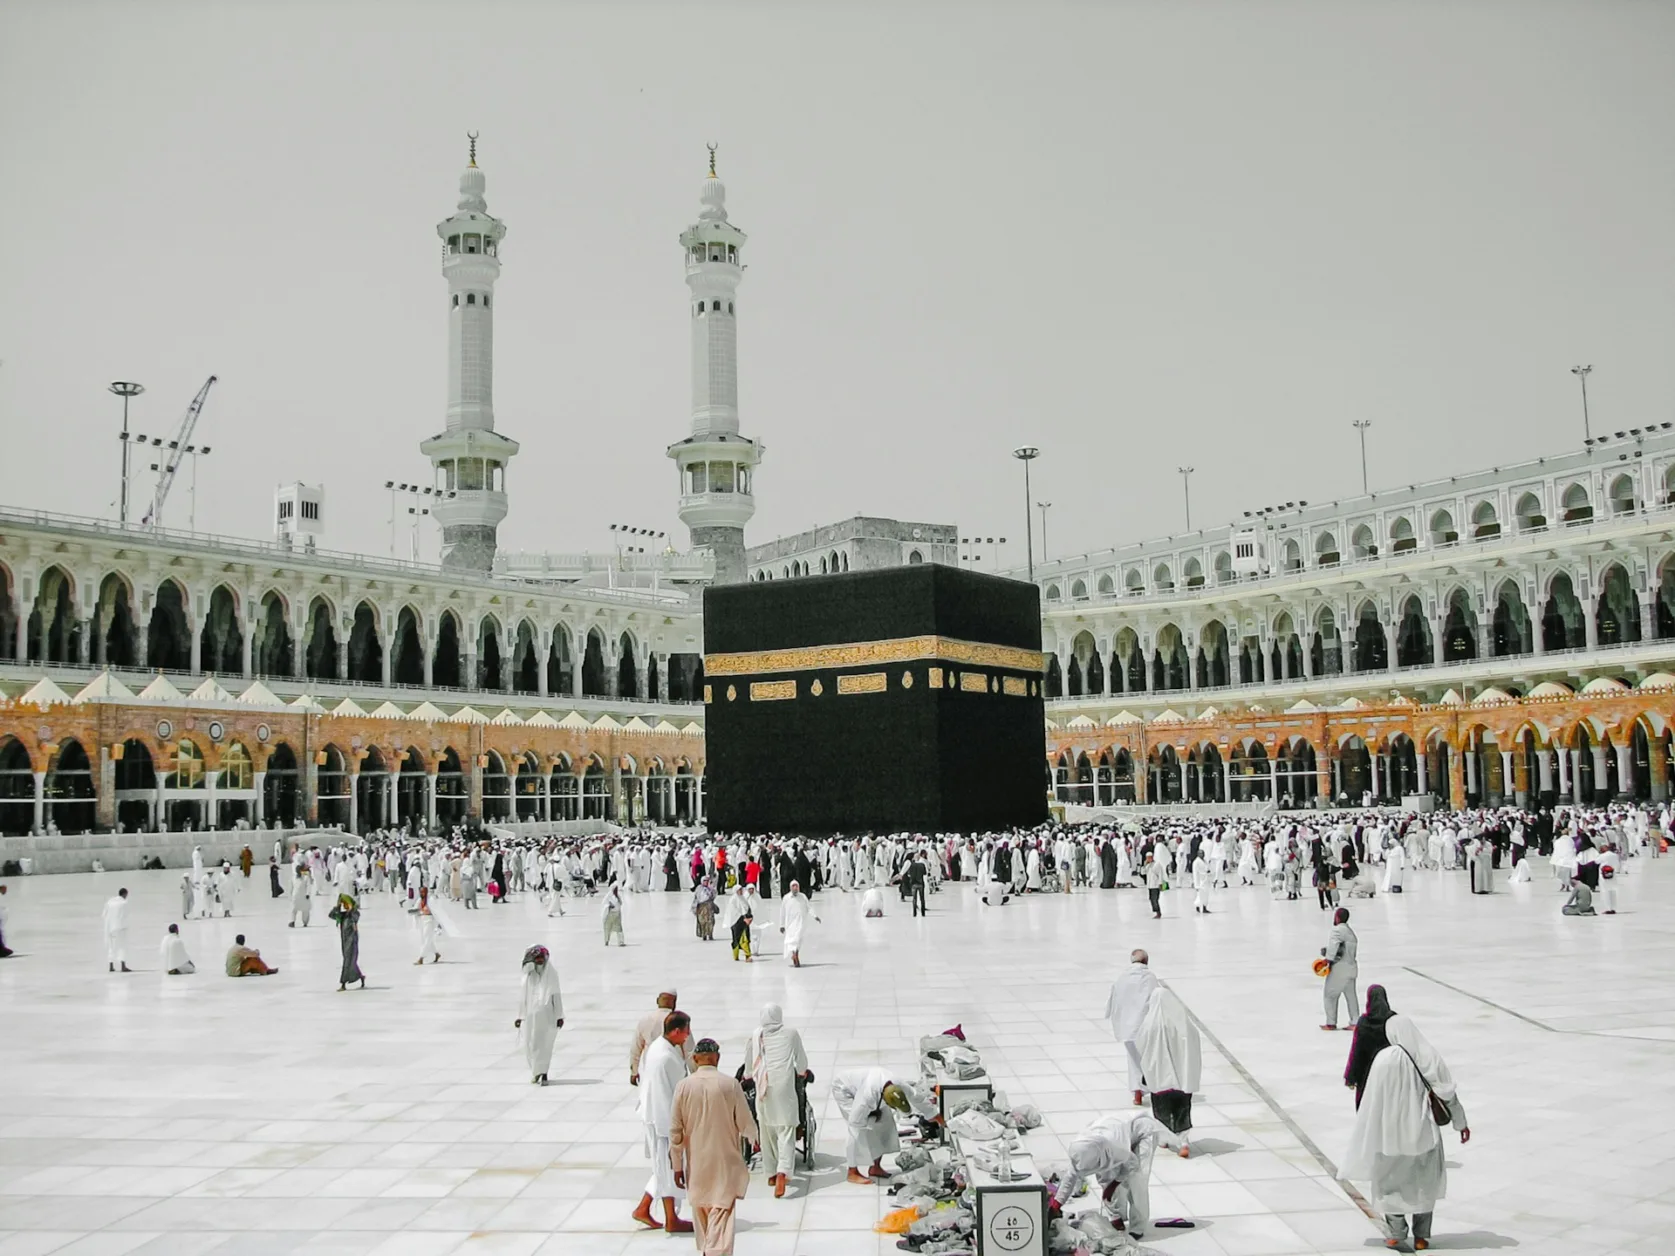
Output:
[
  {"xmin": 705, "ymin": 635, "xmax": 1045, "ymax": 678},
  {"xmin": 749, "ymin": 680, "xmax": 797, "ymax": 702}
]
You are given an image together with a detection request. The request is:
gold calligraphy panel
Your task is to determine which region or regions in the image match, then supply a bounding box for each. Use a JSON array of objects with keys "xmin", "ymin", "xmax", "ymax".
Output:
[
  {"xmin": 836, "ymin": 672, "xmax": 888, "ymax": 695},
  {"xmin": 749, "ymin": 680, "xmax": 797, "ymax": 702}
]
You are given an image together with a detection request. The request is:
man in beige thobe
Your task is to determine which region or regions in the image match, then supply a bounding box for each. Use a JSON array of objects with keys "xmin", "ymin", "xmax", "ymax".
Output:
[{"xmin": 670, "ymin": 1037, "xmax": 758, "ymax": 1256}]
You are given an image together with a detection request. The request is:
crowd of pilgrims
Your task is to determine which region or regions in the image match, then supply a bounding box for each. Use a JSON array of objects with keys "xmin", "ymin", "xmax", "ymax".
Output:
[{"xmin": 273, "ymin": 798, "xmax": 1664, "ymax": 928}]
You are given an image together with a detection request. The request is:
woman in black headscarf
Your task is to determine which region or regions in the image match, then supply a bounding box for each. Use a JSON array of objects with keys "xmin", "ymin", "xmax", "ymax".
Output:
[
  {"xmin": 1343, "ymin": 984, "xmax": 1396, "ymax": 1107},
  {"xmin": 491, "ymin": 850, "xmax": 507, "ymax": 903}
]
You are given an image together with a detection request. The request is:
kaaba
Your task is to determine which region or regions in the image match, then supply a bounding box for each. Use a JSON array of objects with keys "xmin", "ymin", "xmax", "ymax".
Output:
[{"xmin": 703, "ymin": 564, "xmax": 1048, "ymax": 835}]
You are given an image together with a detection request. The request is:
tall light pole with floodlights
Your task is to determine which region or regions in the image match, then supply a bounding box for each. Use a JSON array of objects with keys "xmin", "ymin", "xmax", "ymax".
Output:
[
  {"xmin": 110, "ymin": 381, "xmax": 144, "ymax": 524},
  {"xmin": 1572, "ymin": 365, "xmax": 1593, "ymax": 443},
  {"xmin": 1012, "ymin": 446, "xmax": 1040, "ymax": 581},
  {"xmin": 1352, "ymin": 419, "xmax": 1372, "ymax": 493},
  {"xmin": 1178, "ymin": 466, "xmax": 1194, "ymax": 531}
]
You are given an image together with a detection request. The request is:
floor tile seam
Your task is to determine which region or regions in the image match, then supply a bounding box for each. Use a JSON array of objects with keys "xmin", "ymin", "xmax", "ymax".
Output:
[{"xmin": 1157, "ymin": 978, "xmax": 1380, "ymax": 1235}]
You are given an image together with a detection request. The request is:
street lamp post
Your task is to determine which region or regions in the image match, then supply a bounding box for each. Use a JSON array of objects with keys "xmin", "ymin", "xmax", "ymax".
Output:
[
  {"xmin": 1351, "ymin": 419, "xmax": 1372, "ymax": 493},
  {"xmin": 1036, "ymin": 503, "xmax": 1052, "ymax": 563},
  {"xmin": 1571, "ymin": 365, "xmax": 1593, "ymax": 443},
  {"xmin": 1012, "ymin": 447, "xmax": 1040, "ymax": 581},
  {"xmin": 1178, "ymin": 466, "xmax": 1195, "ymax": 531},
  {"xmin": 183, "ymin": 444, "xmax": 211, "ymax": 530},
  {"xmin": 110, "ymin": 381, "xmax": 144, "ymax": 524}
]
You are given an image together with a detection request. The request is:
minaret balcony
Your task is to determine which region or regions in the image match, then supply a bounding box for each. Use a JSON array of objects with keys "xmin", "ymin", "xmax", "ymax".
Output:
[{"xmin": 678, "ymin": 492, "xmax": 756, "ymax": 530}]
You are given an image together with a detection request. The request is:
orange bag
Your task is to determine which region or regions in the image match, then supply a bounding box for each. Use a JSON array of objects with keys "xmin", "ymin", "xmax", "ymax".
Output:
[{"xmin": 876, "ymin": 1206, "xmax": 919, "ymax": 1234}]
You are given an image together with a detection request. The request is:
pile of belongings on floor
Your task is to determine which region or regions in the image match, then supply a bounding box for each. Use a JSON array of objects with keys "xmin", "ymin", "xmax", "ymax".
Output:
[
  {"xmin": 1041, "ymin": 1170, "xmax": 1159, "ymax": 1255},
  {"xmin": 874, "ymin": 1028, "xmax": 1053, "ymax": 1252}
]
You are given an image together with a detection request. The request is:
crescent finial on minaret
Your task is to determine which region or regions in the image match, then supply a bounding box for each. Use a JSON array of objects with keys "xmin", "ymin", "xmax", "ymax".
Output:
[
  {"xmin": 707, "ymin": 142, "xmax": 717, "ymax": 178},
  {"xmin": 468, "ymin": 131, "xmax": 479, "ymax": 168}
]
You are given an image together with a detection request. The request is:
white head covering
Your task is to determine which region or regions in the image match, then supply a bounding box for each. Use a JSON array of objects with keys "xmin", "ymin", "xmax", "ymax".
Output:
[
  {"xmin": 760, "ymin": 1003, "xmax": 784, "ymax": 1030},
  {"xmin": 1067, "ymin": 1133, "xmax": 1136, "ymax": 1183},
  {"xmin": 1340, "ymin": 1014, "xmax": 1453, "ymax": 1178},
  {"xmin": 1135, "ymin": 988, "xmax": 1202, "ymax": 1094}
]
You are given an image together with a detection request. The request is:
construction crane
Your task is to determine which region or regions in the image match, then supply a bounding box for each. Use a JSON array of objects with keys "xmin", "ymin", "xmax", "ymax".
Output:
[{"xmin": 141, "ymin": 375, "xmax": 217, "ymax": 528}]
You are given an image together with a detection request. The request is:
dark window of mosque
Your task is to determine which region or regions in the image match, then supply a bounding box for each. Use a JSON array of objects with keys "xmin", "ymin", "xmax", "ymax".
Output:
[
  {"xmin": 712, "ymin": 300, "xmax": 720, "ymax": 311},
  {"xmin": 467, "ymin": 294, "xmax": 476, "ymax": 305},
  {"xmin": 452, "ymin": 295, "xmax": 459, "ymax": 307},
  {"xmin": 728, "ymin": 302, "xmax": 734, "ymax": 314},
  {"xmin": 483, "ymin": 296, "xmax": 489, "ymax": 307}
]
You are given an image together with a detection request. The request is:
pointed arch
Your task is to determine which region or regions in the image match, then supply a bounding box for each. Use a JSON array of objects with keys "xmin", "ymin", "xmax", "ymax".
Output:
[
  {"xmin": 391, "ymin": 606, "xmax": 425, "ymax": 685},
  {"xmin": 146, "ymin": 578, "xmax": 191, "ymax": 671},
  {"xmin": 253, "ymin": 589, "xmax": 293, "ymax": 677},
  {"xmin": 582, "ymin": 626, "xmax": 609, "ymax": 697},
  {"xmin": 1542, "ymin": 572, "xmax": 1586, "ymax": 651},
  {"xmin": 1492, "ymin": 579, "xmax": 1532, "ymax": 657},
  {"xmin": 347, "ymin": 600, "xmax": 383, "ymax": 683},
  {"xmin": 1596, "ymin": 562, "xmax": 1642, "ymax": 645},
  {"xmin": 475, "ymin": 614, "xmax": 503, "ymax": 690},
  {"xmin": 92, "ymin": 571, "xmax": 139, "ymax": 668},
  {"xmin": 1442, "ymin": 587, "xmax": 1477, "ymax": 661},
  {"xmin": 617, "ymin": 630, "xmax": 640, "ymax": 698},
  {"xmin": 512, "ymin": 618, "xmax": 540, "ymax": 694},
  {"xmin": 1396, "ymin": 594, "xmax": 1431, "ymax": 666},
  {"xmin": 199, "ymin": 584, "xmax": 243, "ymax": 674},
  {"xmin": 433, "ymin": 609, "xmax": 463, "ymax": 687},
  {"xmin": 304, "ymin": 595, "xmax": 340, "ymax": 680}
]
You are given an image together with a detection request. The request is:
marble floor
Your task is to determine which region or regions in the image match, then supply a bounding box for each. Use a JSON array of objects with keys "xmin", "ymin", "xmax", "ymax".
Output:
[{"xmin": 0, "ymin": 851, "xmax": 1669, "ymax": 1256}]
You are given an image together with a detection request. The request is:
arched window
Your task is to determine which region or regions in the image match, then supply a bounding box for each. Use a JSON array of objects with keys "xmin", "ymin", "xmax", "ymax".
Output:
[
  {"xmin": 1316, "ymin": 532, "xmax": 1339, "ymax": 566},
  {"xmin": 1429, "ymin": 509, "xmax": 1457, "ymax": 546},
  {"xmin": 908, "ymin": 550, "xmax": 924, "ymax": 564},
  {"xmin": 451, "ymin": 294, "xmax": 459, "ymax": 308},
  {"xmin": 482, "ymin": 296, "xmax": 489, "ymax": 307},
  {"xmin": 1153, "ymin": 563, "xmax": 1173, "ymax": 590},
  {"xmin": 467, "ymin": 293, "xmax": 476, "ymax": 305},
  {"xmin": 1126, "ymin": 569, "xmax": 1144, "ymax": 594},
  {"xmin": 169, "ymin": 740, "xmax": 206, "ymax": 790},
  {"xmin": 1283, "ymin": 539, "xmax": 1302, "ymax": 572},
  {"xmin": 1071, "ymin": 579, "xmax": 1087, "ymax": 600},
  {"xmin": 1609, "ymin": 474, "xmax": 1636, "ymax": 516},
  {"xmin": 1514, "ymin": 493, "xmax": 1545, "ymax": 532},
  {"xmin": 1097, "ymin": 574, "xmax": 1115, "ymax": 595},
  {"xmin": 1471, "ymin": 500, "xmax": 1499, "ymax": 539},
  {"xmin": 727, "ymin": 302, "xmax": 734, "ymax": 314},
  {"xmin": 1390, "ymin": 516, "xmax": 1415, "ymax": 553},
  {"xmin": 1183, "ymin": 557, "xmax": 1204, "ymax": 588},
  {"xmin": 1351, "ymin": 525, "xmax": 1376, "ymax": 559},
  {"xmin": 1561, "ymin": 483, "xmax": 1592, "ymax": 524},
  {"xmin": 220, "ymin": 743, "xmax": 253, "ymax": 791},
  {"xmin": 711, "ymin": 300, "xmax": 721, "ymax": 311},
  {"xmin": 1045, "ymin": 583, "xmax": 1062, "ymax": 602}
]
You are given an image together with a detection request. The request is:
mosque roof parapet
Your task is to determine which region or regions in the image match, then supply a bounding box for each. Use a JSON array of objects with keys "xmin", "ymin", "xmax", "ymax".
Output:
[
  {"xmin": 1581, "ymin": 676, "xmax": 1630, "ymax": 694},
  {"xmin": 0, "ymin": 506, "xmax": 697, "ymax": 611},
  {"xmin": 331, "ymin": 697, "xmax": 369, "ymax": 717},
  {"xmin": 556, "ymin": 711, "xmax": 592, "ymax": 730},
  {"xmin": 490, "ymin": 708, "xmax": 525, "ymax": 725},
  {"xmin": 523, "ymin": 710, "xmax": 561, "ymax": 727},
  {"xmin": 367, "ymin": 701, "xmax": 409, "ymax": 719},
  {"xmin": 408, "ymin": 701, "xmax": 450, "ymax": 721},
  {"xmin": 1026, "ymin": 428, "xmax": 1675, "ymax": 606},
  {"xmin": 1638, "ymin": 672, "xmax": 1675, "ymax": 690},
  {"xmin": 450, "ymin": 705, "xmax": 490, "ymax": 724}
]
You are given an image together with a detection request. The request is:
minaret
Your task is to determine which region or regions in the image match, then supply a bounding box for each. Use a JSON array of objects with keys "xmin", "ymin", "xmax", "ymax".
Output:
[
  {"xmin": 667, "ymin": 145, "xmax": 762, "ymax": 585},
  {"xmin": 421, "ymin": 133, "xmax": 520, "ymax": 572}
]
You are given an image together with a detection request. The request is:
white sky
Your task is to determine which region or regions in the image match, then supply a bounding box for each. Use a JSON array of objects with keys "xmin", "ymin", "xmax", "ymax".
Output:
[{"xmin": 1, "ymin": 1, "xmax": 1671, "ymax": 569}]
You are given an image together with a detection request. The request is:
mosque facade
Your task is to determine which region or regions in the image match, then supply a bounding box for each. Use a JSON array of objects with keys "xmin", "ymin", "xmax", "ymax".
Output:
[
  {"xmin": 1035, "ymin": 431, "xmax": 1675, "ymax": 810},
  {"xmin": 4, "ymin": 143, "xmax": 1675, "ymax": 838}
]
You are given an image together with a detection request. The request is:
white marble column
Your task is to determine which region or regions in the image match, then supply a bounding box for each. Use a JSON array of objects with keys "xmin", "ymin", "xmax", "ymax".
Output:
[
  {"xmin": 253, "ymin": 770, "xmax": 266, "ymax": 825},
  {"xmin": 1499, "ymin": 750, "xmax": 1514, "ymax": 803},
  {"xmin": 1415, "ymin": 751, "xmax": 1428, "ymax": 796},
  {"xmin": 31, "ymin": 771, "xmax": 45, "ymax": 833},
  {"xmin": 1616, "ymin": 743, "xmax": 1634, "ymax": 797}
]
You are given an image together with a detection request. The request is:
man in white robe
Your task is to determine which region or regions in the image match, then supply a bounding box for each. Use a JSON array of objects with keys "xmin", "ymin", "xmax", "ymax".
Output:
[
  {"xmin": 1052, "ymin": 1111, "xmax": 1181, "ymax": 1237},
  {"xmin": 747, "ymin": 1003, "xmax": 809, "ymax": 1197},
  {"xmin": 831, "ymin": 1067, "xmax": 911, "ymax": 1184},
  {"xmin": 102, "ymin": 888, "xmax": 131, "ymax": 973},
  {"xmin": 633, "ymin": 1012, "xmax": 695, "ymax": 1234},
  {"xmin": 1104, "ymin": 950, "xmax": 1160, "ymax": 1105},
  {"xmin": 160, "ymin": 923, "xmax": 195, "ymax": 974},
  {"xmin": 779, "ymin": 881, "xmax": 818, "ymax": 967},
  {"xmin": 1382, "ymin": 840, "xmax": 1406, "ymax": 893},
  {"xmin": 514, "ymin": 945, "xmax": 564, "ymax": 1085}
]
